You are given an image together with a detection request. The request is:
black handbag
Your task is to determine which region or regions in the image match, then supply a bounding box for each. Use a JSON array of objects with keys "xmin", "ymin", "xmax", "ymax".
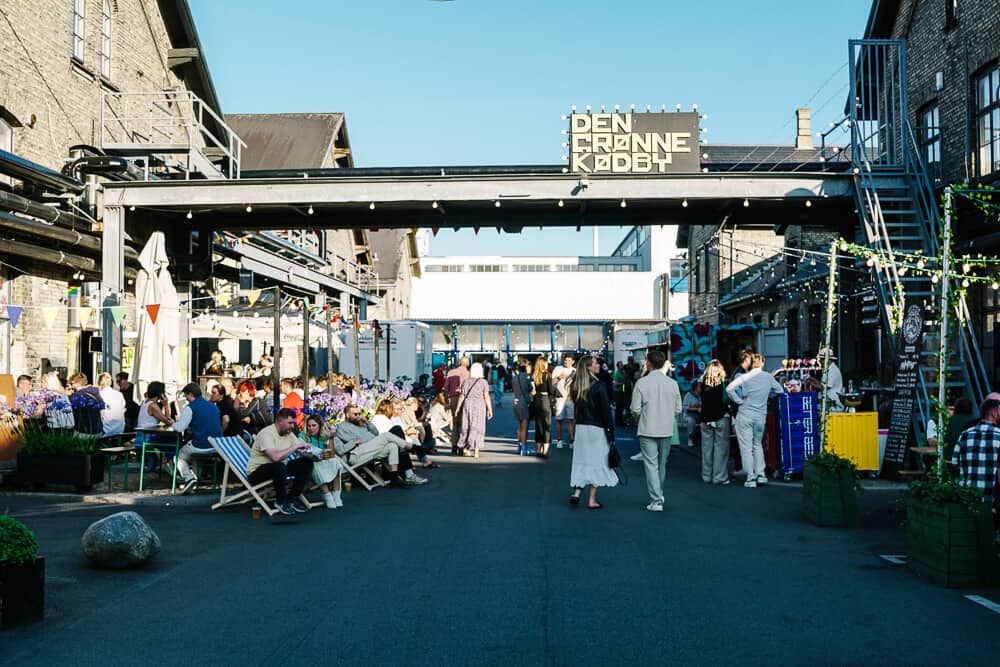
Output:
[{"xmin": 608, "ymin": 441, "xmax": 621, "ymax": 468}]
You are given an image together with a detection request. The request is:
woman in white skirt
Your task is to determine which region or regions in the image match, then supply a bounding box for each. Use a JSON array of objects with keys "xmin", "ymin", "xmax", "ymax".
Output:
[
  {"xmin": 299, "ymin": 414, "xmax": 345, "ymax": 509},
  {"xmin": 568, "ymin": 355, "xmax": 617, "ymax": 509}
]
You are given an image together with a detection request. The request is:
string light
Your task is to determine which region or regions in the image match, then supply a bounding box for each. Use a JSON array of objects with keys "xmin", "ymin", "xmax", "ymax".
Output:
[
  {"xmin": 307, "ymin": 206, "xmax": 314, "ymax": 215},
  {"xmin": 186, "ymin": 210, "xmax": 193, "ymax": 219},
  {"xmin": 620, "ymin": 199, "xmax": 627, "ymax": 208},
  {"xmin": 369, "ymin": 202, "xmax": 376, "ymax": 210},
  {"xmin": 245, "ymin": 204, "xmax": 252, "ymax": 213}
]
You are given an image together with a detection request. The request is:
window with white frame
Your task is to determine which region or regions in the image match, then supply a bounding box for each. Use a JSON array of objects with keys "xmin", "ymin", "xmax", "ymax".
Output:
[
  {"xmin": 0, "ymin": 118, "xmax": 12, "ymax": 186},
  {"xmin": 72, "ymin": 0, "xmax": 86, "ymax": 62},
  {"xmin": 976, "ymin": 65, "xmax": 1000, "ymax": 178},
  {"xmin": 919, "ymin": 104, "xmax": 942, "ymax": 183},
  {"xmin": 99, "ymin": 0, "xmax": 112, "ymax": 78}
]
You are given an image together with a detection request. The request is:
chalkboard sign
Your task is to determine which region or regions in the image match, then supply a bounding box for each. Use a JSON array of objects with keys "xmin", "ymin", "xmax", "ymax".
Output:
[{"xmin": 880, "ymin": 303, "xmax": 924, "ymax": 479}]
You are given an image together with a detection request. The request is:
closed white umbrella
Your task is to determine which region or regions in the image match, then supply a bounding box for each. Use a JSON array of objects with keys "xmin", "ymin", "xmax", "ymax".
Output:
[{"xmin": 131, "ymin": 232, "xmax": 180, "ymax": 399}]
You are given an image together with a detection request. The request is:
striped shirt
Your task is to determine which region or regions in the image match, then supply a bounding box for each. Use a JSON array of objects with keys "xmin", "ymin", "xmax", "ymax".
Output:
[{"xmin": 950, "ymin": 421, "xmax": 1000, "ymax": 496}]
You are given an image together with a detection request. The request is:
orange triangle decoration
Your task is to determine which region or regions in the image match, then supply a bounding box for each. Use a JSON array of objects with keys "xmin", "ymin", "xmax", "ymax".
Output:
[
  {"xmin": 42, "ymin": 307, "xmax": 59, "ymax": 329},
  {"xmin": 145, "ymin": 304, "xmax": 161, "ymax": 324},
  {"xmin": 247, "ymin": 289, "xmax": 262, "ymax": 307}
]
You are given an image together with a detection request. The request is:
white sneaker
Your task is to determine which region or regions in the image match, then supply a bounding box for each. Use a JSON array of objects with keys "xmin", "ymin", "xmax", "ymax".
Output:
[
  {"xmin": 645, "ymin": 501, "xmax": 664, "ymax": 512},
  {"xmin": 756, "ymin": 475, "xmax": 768, "ymax": 485},
  {"xmin": 555, "ymin": 440, "xmax": 564, "ymax": 449},
  {"xmin": 630, "ymin": 452, "xmax": 643, "ymax": 462},
  {"xmin": 744, "ymin": 479, "xmax": 757, "ymax": 488},
  {"xmin": 323, "ymin": 493, "xmax": 337, "ymax": 509},
  {"xmin": 180, "ymin": 477, "xmax": 198, "ymax": 495}
]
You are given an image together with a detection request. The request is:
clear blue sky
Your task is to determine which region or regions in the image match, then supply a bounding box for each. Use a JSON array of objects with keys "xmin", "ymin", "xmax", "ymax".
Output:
[{"xmin": 189, "ymin": 0, "xmax": 872, "ymax": 256}]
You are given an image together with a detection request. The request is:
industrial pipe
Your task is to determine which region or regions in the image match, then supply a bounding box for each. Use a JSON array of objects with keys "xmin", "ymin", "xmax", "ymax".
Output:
[
  {"xmin": 0, "ymin": 236, "xmax": 137, "ymax": 280},
  {"xmin": 0, "ymin": 190, "xmax": 87, "ymax": 229},
  {"xmin": 0, "ymin": 148, "xmax": 84, "ymax": 194}
]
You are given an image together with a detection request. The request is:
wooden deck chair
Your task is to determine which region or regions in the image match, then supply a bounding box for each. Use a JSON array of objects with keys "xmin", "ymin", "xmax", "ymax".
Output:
[
  {"xmin": 336, "ymin": 451, "xmax": 390, "ymax": 492},
  {"xmin": 209, "ymin": 436, "xmax": 317, "ymax": 515}
]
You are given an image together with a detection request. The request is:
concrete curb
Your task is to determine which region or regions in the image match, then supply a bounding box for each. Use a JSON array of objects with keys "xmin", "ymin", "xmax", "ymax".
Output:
[{"xmin": 0, "ymin": 489, "xmax": 215, "ymax": 507}]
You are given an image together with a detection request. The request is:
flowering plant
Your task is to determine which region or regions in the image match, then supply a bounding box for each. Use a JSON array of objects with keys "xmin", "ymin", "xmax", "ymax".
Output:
[
  {"xmin": 15, "ymin": 390, "xmax": 57, "ymax": 417},
  {"xmin": 303, "ymin": 392, "xmax": 351, "ymax": 431}
]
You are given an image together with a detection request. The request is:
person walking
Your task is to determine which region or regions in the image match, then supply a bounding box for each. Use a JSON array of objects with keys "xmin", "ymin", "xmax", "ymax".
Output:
[
  {"xmin": 613, "ymin": 362, "xmax": 630, "ymax": 426},
  {"xmin": 551, "ymin": 354, "xmax": 576, "ymax": 449},
  {"xmin": 630, "ymin": 351, "xmax": 682, "ymax": 512},
  {"xmin": 726, "ymin": 354, "xmax": 784, "ymax": 488},
  {"xmin": 511, "ymin": 359, "xmax": 534, "ymax": 455},
  {"xmin": 568, "ymin": 355, "xmax": 617, "ymax": 509},
  {"xmin": 531, "ymin": 356, "xmax": 555, "ymax": 458},
  {"xmin": 444, "ymin": 356, "xmax": 471, "ymax": 455},
  {"xmin": 699, "ymin": 360, "xmax": 732, "ymax": 485},
  {"xmin": 457, "ymin": 362, "xmax": 492, "ymax": 458}
]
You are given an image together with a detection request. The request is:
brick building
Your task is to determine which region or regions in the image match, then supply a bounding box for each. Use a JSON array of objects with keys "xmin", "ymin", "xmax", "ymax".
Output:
[
  {"xmin": 861, "ymin": 0, "xmax": 1000, "ymax": 384},
  {"xmin": 0, "ymin": 0, "xmax": 220, "ymax": 379}
]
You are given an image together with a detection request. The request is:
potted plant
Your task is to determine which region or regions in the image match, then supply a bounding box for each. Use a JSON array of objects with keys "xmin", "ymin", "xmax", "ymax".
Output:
[
  {"xmin": 0, "ymin": 514, "xmax": 44, "ymax": 627},
  {"xmin": 802, "ymin": 450, "xmax": 860, "ymax": 528},
  {"xmin": 16, "ymin": 427, "xmax": 105, "ymax": 492},
  {"xmin": 904, "ymin": 476, "xmax": 998, "ymax": 588}
]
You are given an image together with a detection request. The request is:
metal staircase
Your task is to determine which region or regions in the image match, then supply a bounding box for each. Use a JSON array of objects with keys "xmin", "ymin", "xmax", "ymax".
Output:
[{"xmin": 848, "ymin": 39, "xmax": 989, "ymax": 434}]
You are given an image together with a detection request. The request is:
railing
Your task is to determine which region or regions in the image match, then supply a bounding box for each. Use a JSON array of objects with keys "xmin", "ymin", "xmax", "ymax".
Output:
[
  {"xmin": 100, "ymin": 90, "xmax": 246, "ymax": 179},
  {"xmin": 903, "ymin": 121, "xmax": 941, "ymax": 256}
]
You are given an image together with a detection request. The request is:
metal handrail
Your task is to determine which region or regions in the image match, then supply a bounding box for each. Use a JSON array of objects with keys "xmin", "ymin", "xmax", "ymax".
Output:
[{"xmin": 903, "ymin": 121, "xmax": 941, "ymax": 255}]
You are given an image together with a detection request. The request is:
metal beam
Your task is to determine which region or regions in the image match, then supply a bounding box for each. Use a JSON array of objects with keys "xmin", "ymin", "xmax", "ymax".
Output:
[{"xmin": 102, "ymin": 205, "xmax": 125, "ymax": 377}]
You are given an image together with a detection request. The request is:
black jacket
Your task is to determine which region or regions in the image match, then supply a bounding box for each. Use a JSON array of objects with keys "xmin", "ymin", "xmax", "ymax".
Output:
[{"xmin": 574, "ymin": 379, "xmax": 614, "ymax": 444}]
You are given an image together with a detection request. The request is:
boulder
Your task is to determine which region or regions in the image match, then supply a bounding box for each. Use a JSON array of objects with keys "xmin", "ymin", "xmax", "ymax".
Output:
[{"xmin": 81, "ymin": 511, "xmax": 161, "ymax": 569}]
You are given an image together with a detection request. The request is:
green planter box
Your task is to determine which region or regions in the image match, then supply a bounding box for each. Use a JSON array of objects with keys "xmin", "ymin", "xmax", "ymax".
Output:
[
  {"xmin": 802, "ymin": 461, "xmax": 859, "ymax": 528},
  {"xmin": 905, "ymin": 495, "xmax": 998, "ymax": 588}
]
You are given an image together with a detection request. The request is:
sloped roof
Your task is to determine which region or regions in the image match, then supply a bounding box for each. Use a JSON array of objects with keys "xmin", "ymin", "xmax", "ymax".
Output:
[
  {"xmin": 225, "ymin": 113, "xmax": 346, "ymax": 170},
  {"xmin": 367, "ymin": 228, "xmax": 409, "ymax": 279},
  {"xmin": 719, "ymin": 256, "xmax": 785, "ymax": 309}
]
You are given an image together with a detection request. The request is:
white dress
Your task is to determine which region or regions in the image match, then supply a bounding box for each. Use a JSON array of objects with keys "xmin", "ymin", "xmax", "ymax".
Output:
[{"xmin": 570, "ymin": 418, "xmax": 619, "ymax": 489}]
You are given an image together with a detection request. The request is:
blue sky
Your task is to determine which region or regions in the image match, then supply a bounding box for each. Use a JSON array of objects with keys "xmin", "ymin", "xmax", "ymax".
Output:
[{"xmin": 189, "ymin": 0, "xmax": 872, "ymax": 256}]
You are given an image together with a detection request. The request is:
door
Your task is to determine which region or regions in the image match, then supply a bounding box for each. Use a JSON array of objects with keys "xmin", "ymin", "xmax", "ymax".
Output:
[{"xmin": 758, "ymin": 328, "xmax": 787, "ymax": 373}]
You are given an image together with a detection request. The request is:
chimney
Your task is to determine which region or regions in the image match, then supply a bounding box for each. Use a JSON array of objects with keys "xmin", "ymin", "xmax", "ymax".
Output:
[{"xmin": 795, "ymin": 108, "xmax": 813, "ymax": 149}]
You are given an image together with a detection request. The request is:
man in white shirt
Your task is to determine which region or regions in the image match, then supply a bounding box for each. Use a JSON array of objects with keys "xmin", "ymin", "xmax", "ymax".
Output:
[
  {"xmin": 726, "ymin": 354, "xmax": 785, "ymax": 488},
  {"xmin": 97, "ymin": 373, "xmax": 126, "ymax": 436},
  {"xmin": 551, "ymin": 354, "xmax": 576, "ymax": 448},
  {"xmin": 816, "ymin": 348, "xmax": 844, "ymax": 411},
  {"xmin": 630, "ymin": 351, "xmax": 682, "ymax": 512}
]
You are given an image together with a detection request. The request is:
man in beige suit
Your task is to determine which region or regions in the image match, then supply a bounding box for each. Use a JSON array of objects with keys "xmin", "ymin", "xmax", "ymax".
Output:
[{"xmin": 631, "ymin": 350, "xmax": 682, "ymax": 512}]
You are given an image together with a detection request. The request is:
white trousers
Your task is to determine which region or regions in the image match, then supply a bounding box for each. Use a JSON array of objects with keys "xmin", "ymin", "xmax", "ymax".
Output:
[{"xmin": 733, "ymin": 413, "xmax": 766, "ymax": 480}]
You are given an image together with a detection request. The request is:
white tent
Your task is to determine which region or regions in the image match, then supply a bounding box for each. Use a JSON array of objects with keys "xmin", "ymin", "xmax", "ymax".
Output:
[{"xmin": 131, "ymin": 232, "xmax": 181, "ymax": 398}]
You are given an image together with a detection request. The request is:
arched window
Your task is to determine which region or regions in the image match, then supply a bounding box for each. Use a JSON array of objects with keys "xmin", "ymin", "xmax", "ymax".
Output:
[
  {"xmin": 72, "ymin": 0, "xmax": 86, "ymax": 62},
  {"xmin": 100, "ymin": 0, "xmax": 113, "ymax": 78}
]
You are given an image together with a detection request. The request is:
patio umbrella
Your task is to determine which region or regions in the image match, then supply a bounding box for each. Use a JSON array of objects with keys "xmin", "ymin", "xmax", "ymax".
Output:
[{"xmin": 131, "ymin": 232, "xmax": 180, "ymax": 399}]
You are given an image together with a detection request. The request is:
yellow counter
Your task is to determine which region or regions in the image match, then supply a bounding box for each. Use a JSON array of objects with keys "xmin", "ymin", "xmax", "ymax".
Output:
[{"xmin": 826, "ymin": 412, "xmax": 880, "ymax": 471}]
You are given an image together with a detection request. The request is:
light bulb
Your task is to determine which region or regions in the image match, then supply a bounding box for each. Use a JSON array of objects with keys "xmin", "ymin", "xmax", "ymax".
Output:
[
  {"xmin": 232, "ymin": 310, "xmax": 239, "ymax": 318},
  {"xmin": 899, "ymin": 266, "xmax": 908, "ymax": 276},
  {"xmin": 494, "ymin": 201, "xmax": 501, "ymax": 208},
  {"xmin": 916, "ymin": 259, "xmax": 925, "ymax": 269},
  {"xmin": 962, "ymin": 278, "xmax": 970, "ymax": 287},
  {"xmin": 186, "ymin": 210, "xmax": 193, "ymax": 219},
  {"xmin": 307, "ymin": 205, "xmax": 314, "ymax": 215},
  {"xmin": 805, "ymin": 200, "xmax": 812, "ymax": 207},
  {"xmin": 682, "ymin": 199, "xmax": 688, "ymax": 207},
  {"xmin": 254, "ymin": 312, "xmax": 260, "ymax": 318},
  {"xmin": 557, "ymin": 200, "xmax": 564, "ymax": 207},
  {"xmin": 743, "ymin": 199, "xmax": 750, "ymax": 207},
  {"xmin": 866, "ymin": 256, "xmax": 875, "ymax": 267},
  {"xmin": 432, "ymin": 201, "xmax": 438, "ymax": 209},
  {"xmin": 840, "ymin": 241, "xmax": 848, "ymax": 251},
  {"xmin": 992, "ymin": 281, "xmax": 999, "ymax": 290},
  {"xmin": 369, "ymin": 202, "xmax": 376, "ymax": 210},
  {"xmin": 245, "ymin": 204, "xmax": 252, "ymax": 213},
  {"xmin": 620, "ymin": 199, "xmax": 627, "ymax": 208},
  {"xmin": 962, "ymin": 263, "xmax": 970, "ymax": 273},
  {"xmin": 931, "ymin": 274, "xmax": 940, "ymax": 283}
]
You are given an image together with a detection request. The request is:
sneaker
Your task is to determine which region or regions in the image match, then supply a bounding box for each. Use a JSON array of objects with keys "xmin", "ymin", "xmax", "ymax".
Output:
[
  {"xmin": 291, "ymin": 501, "xmax": 310, "ymax": 513},
  {"xmin": 410, "ymin": 475, "xmax": 428, "ymax": 485},
  {"xmin": 323, "ymin": 494, "xmax": 337, "ymax": 509},
  {"xmin": 630, "ymin": 452, "xmax": 644, "ymax": 462},
  {"xmin": 744, "ymin": 479, "xmax": 757, "ymax": 488},
  {"xmin": 756, "ymin": 475, "xmax": 769, "ymax": 485},
  {"xmin": 714, "ymin": 479, "xmax": 732, "ymax": 486},
  {"xmin": 389, "ymin": 477, "xmax": 411, "ymax": 489},
  {"xmin": 645, "ymin": 502, "xmax": 664, "ymax": 512},
  {"xmin": 277, "ymin": 503, "xmax": 295, "ymax": 515},
  {"xmin": 179, "ymin": 477, "xmax": 198, "ymax": 494},
  {"xmin": 555, "ymin": 440, "xmax": 564, "ymax": 449}
]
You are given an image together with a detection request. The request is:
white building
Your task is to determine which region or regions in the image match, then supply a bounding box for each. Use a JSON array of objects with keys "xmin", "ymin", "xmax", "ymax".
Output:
[{"xmin": 411, "ymin": 225, "xmax": 688, "ymax": 321}]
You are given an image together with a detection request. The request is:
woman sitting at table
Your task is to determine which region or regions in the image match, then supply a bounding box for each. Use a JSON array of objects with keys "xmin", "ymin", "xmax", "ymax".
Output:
[
  {"xmin": 299, "ymin": 414, "xmax": 345, "ymax": 509},
  {"xmin": 136, "ymin": 381, "xmax": 176, "ymax": 472},
  {"xmin": 41, "ymin": 372, "xmax": 75, "ymax": 430},
  {"xmin": 237, "ymin": 381, "xmax": 273, "ymax": 436}
]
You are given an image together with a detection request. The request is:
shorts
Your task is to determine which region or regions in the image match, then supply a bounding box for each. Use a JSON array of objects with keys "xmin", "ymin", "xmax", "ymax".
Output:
[{"xmin": 555, "ymin": 397, "xmax": 574, "ymax": 420}]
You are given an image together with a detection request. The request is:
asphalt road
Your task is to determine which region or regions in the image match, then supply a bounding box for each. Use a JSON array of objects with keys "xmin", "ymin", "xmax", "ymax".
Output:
[{"xmin": 2, "ymin": 406, "xmax": 998, "ymax": 666}]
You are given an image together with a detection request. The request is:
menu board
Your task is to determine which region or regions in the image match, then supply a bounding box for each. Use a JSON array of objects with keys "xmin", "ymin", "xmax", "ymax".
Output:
[{"xmin": 880, "ymin": 303, "xmax": 924, "ymax": 479}]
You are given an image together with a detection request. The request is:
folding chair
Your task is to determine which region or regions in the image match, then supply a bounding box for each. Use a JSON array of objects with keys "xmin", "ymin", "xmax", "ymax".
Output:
[
  {"xmin": 209, "ymin": 436, "xmax": 318, "ymax": 514},
  {"xmin": 336, "ymin": 451, "xmax": 389, "ymax": 492}
]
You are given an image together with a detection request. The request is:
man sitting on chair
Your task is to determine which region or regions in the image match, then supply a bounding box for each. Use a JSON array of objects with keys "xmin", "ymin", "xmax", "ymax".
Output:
[
  {"xmin": 246, "ymin": 408, "xmax": 315, "ymax": 515},
  {"xmin": 333, "ymin": 404, "xmax": 424, "ymax": 487},
  {"xmin": 174, "ymin": 383, "xmax": 223, "ymax": 495}
]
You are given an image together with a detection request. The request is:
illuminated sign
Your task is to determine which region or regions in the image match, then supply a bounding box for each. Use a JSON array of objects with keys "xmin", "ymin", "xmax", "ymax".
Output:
[{"xmin": 569, "ymin": 112, "xmax": 701, "ymax": 174}]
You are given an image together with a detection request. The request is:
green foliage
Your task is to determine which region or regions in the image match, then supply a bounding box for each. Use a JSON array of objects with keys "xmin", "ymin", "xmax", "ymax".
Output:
[
  {"xmin": 807, "ymin": 450, "xmax": 857, "ymax": 474},
  {"xmin": 905, "ymin": 475, "xmax": 984, "ymax": 514},
  {"xmin": 0, "ymin": 515, "xmax": 39, "ymax": 566},
  {"xmin": 20, "ymin": 427, "xmax": 101, "ymax": 455}
]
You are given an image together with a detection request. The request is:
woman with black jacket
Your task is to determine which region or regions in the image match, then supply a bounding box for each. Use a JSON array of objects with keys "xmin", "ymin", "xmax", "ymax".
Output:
[
  {"xmin": 568, "ymin": 355, "xmax": 618, "ymax": 508},
  {"xmin": 531, "ymin": 357, "xmax": 555, "ymax": 458}
]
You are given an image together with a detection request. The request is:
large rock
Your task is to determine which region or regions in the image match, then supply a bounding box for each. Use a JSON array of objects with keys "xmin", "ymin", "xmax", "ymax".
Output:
[{"xmin": 81, "ymin": 511, "xmax": 161, "ymax": 569}]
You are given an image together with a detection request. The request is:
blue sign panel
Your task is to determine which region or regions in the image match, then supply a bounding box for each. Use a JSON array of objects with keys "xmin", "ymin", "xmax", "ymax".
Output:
[{"xmin": 778, "ymin": 392, "xmax": 820, "ymax": 475}]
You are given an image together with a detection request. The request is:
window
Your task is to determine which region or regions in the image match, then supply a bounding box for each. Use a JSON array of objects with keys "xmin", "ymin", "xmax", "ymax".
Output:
[
  {"xmin": 945, "ymin": 0, "xmax": 958, "ymax": 28},
  {"xmin": 670, "ymin": 258, "xmax": 689, "ymax": 292},
  {"xmin": 920, "ymin": 104, "xmax": 942, "ymax": 182},
  {"xmin": 99, "ymin": 0, "xmax": 112, "ymax": 78},
  {"xmin": 72, "ymin": 0, "xmax": 86, "ymax": 62},
  {"xmin": 0, "ymin": 118, "xmax": 12, "ymax": 186},
  {"xmin": 975, "ymin": 65, "xmax": 1000, "ymax": 178},
  {"xmin": 424, "ymin": 264, "xmax": 462, "ymax": 272},
  {"xmin": 469, "ymin": 264, "xmax": 501, "ymax": 272},
  {"xmin": 529, "ymin": 325, "xmax": 550, "ymax": 351}
]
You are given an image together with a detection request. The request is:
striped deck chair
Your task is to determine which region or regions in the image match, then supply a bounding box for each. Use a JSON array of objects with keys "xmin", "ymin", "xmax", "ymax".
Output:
[
  {"xmin": 209, "ymin": 436, "xmax": 319, "ymax": 515},
  {"xmin": 336, "ymin": 450, "xmax": 389, "ymax": 492}
]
